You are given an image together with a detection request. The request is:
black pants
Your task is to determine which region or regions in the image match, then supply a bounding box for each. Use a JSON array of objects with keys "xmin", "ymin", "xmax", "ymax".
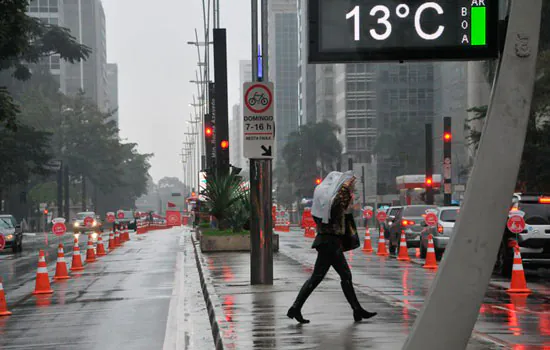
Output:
[{"xmin": 311, "ymin": 245, "xmax": 352, "ymax": 283}]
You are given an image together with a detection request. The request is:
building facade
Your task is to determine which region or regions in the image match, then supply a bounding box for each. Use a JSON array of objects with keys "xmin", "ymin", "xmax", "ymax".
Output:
[
  {"xmin": 63, "ymin": 0, "xmax": 108, "ymax": 111},
  {"xmin": 28, "ymin": 0, "xmax": 66, "ymax": 92},
  {"xmin": 297, "ymin": 0, "xmax": 317, "ymax": 126},
  {"xmin": 268, "ymin": 0, "xmax": 300, "ymax": 164},
  {"xmin": 106, "ymin": 63, "xmax": 119, "ymax": 126}
]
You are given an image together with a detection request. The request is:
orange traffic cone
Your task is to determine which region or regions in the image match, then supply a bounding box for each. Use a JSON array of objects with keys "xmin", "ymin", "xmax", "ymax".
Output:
[
  {"xmin": 362, "ymin": 227, "xmax": 373, "ymax": 253},
  {"xmin": 96, "ymin": 234, "xmax": 106, "ymax": 256},
  {"xmin": 397, "ymin": 232, "xmax": 411, "ymax": 261},
  {"xmin": 108, "ymin": 230, "xmax": 115, "ymax": 251},
  {"xmin": 33, "ymin": 250, "xmax": 53, "ymax": 294},
  {"xmin": 115, "ymin": 229, "xmax": 121, "ymax": 247},
  {"xmin": 54, "ymin": 244, "xmax": 70, "ymax": 280},
  {"xmin": 423, "ymin": 234, "xmax": 438, "ymax": 270},
  {"xmin": 85, "ymin": 235, "xmax": 96, "ymax": 263},
  {"xmin": 0, "ymin": 278, "xmax": 12, "ymax": 316},
  {"xmin": 377, "ymin": 229, "xmax": 389, "ymax": 256},
  {"xmin": 70, "ymin": 238, "xmax": 84, "ymax": 271},
  {"xmin": 124, "ymin": 225, "xmax": 129, "ymax": 241},
  {"xmin": 507, "ymin": 246, "xmax": 531, "ymax": 294}
]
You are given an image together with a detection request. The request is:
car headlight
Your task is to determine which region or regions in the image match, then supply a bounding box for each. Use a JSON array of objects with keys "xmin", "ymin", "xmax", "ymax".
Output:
[
  {"xmin": 74, "ymin": 222, "xmax": 80, "ymax": 227},
  {"xmin": 92, "ymin": 232, "xmax": 98, "ymax": 239},
  {"xmin": 6, "ymin": 234, "xmax": 14, "ymax": 241},
  {"xmin": 92, "ymin": 220, "xmax": 97, "ymax": 227}
]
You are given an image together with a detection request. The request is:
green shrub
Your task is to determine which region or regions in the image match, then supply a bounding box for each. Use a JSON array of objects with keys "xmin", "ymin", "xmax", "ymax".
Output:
[{"xmin": 201, "ymin": 172, "xmax": 242, "ymax": 230}]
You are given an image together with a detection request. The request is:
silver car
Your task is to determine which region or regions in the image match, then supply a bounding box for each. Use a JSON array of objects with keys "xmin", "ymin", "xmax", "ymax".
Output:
[{"xmin": 420, "ymin": 206, "xmax": 460, "ymax": 260}]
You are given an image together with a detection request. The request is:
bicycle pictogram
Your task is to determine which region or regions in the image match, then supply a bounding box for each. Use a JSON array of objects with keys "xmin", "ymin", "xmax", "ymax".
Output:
[
  {"xmin": 248, "ymin": 92, "xmax": 269, "ymax": 106},
  {"xmin": 244, "ymin": 83, "xmax": 273, "ymax": 114}
]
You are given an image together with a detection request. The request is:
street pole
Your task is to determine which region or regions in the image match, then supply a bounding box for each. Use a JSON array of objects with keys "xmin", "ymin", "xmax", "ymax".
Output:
[
  {"xmin": 57, "ymin": 163, "xmax": 63, "ymax": 218},
  {"xmin": 425, "ymin": 123, "xmax": 434, "ymax": 205},
  {"xmin": 361, "ymin": 165, "xmax": 366, "ymax": 207},
  {"xmin": 213, "ymin": 29, "xmax": 230, "ymax": 177},
  {"xmin": 443, "ymin": 116, "xmax": 452, "ymax": 206},
  {"xmin": 64, "ymin": 165, "xmax": 70, "ymax": 220},
  {"xmin": 250, "ymin": 0, "xmax": 273, "ymax": 285},
  {"xmin": 404, "ymin": 0, "xmax": 542, "ymax": 348}
]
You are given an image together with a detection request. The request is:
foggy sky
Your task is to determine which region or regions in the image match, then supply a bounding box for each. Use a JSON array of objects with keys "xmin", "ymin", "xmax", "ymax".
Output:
[{"xmin": 101, "ymin": 0, "xmax": 251, "ymax": 182}]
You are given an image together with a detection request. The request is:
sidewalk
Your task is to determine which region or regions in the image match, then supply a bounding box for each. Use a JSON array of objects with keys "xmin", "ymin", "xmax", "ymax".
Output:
[{"xmin": 194, "ymin": 231, "xmax": 500, "ymax": 349}]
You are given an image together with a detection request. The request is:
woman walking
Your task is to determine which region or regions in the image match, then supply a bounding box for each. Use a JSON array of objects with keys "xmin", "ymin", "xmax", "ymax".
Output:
[{"xmin": 287, "ymin": 171, "xmax": 377, "ymax": 324}]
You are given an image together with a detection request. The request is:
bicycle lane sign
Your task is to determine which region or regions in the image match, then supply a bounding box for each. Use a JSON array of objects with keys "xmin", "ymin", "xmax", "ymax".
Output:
[{"xmin": 243, "ymin": 82, "xmax": 275, "ymax": 159}]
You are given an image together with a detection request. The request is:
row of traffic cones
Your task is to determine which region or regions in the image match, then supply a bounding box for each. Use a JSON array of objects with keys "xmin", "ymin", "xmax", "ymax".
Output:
[
  {"xmin": 360, "ymin": 228, "xmax": 531, "ymax": 294},
  {"xmin": 0, "ymin": 225, "xmax": 131, "ymax": 316}
]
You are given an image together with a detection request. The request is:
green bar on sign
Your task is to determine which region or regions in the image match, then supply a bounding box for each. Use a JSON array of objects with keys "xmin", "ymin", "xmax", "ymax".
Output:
[{"xmin": 471, "ymin": 7, "xmax": 486, "ymax": 46}]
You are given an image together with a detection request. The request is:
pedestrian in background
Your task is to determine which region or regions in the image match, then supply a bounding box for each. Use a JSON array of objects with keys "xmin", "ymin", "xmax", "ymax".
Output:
[{"xmin": 287, "ymin": 171, "xmax": 377, "ymax": 324}]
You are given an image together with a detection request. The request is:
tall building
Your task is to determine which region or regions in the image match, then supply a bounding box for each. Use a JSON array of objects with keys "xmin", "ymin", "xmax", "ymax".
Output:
[
  {"xmin": 297, "ymin": 0, "xmax": 316, "ymax": 126},
  {"xmin": 268, "ymin": 0, "xmax": 300, "ymax": 164},
  {"xmin": 27, "ymin": 0, "xmax": 66, "ymax": 93},
  {"xmin": 106, "ymin": 63, "xmax": 119, "ymax": 126},
  {"xmin": 331, "ymin": 62, "xmax": 439, "ymax": 195},
  {"xmin": 63, "ymin": 0, "xmax": 108, "ymax": 111}
]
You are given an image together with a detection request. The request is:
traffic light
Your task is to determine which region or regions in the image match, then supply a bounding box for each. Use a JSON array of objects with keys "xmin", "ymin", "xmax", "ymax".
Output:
[
  {"xmin": 443, "ymin": 116, "xmax": 452, "ymax": 205},
  {"xmin": 220, "ymin": 140, "xmax": 229, "ymax": 150},
  {"xmin": 315, "ymin": 178, "xmax": 322, "ymax": 185},
  {"xmin": 425, "ymin": 177, "xmax": 433, "ymax": 187},
  {"xmin": 205, "ymin": 125, "xmax": 213, "ymax": 137},
  {"xmin": 43, "ymin": 209, "xmax": 49, "ymax": 215},
  {"xmin": 443, "ymin": 131, "xmax": 452, "ymax": 142}
]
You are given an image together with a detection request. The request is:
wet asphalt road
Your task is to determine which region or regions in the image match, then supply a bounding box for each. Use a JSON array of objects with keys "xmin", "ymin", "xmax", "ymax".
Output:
[{"xmin": 0, "ymin": 228, "xmax": 181, "ymax": 350}]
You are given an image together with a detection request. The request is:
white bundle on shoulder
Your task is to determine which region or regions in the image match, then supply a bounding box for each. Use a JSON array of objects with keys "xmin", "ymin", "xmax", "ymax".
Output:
[{"xmin": 311, "ymin": 171, "xmax": 355, "ymax": 224}]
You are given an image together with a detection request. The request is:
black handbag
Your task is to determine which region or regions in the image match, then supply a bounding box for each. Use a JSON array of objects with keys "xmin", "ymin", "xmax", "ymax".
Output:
[{"xmin": 342, "ymin": 213, "xmax": 360, "ymax": 252}]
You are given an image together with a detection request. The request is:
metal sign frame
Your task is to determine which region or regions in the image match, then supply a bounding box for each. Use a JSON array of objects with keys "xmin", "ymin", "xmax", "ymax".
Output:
[{"xmin": 308, "ymin": 0, "xmax": 500, "ymax": 63}]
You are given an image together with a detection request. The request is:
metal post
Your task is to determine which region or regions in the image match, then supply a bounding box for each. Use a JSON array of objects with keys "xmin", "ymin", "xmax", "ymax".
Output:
[
  {"xmin": 250, "ymin": 0, "xmax": 273, "ymax": 285},
  {"xmin": 425, "ymin": 123, "xmax": 434, "ymax": 205},
  {"xmin": 361, "ymin": 165, "xmax": 366, "ymax": 207},
  {"xmin": 404, "ymin": 1, "xmax": 541, "ymax": 349},
  {"xmin": 57, "ymin": 164, "xmax": 63, "ymax": 218},
  {"xmin": 64, "ymin": 165, "xmax": 70, "ymax": 220},
  {"xmin": 443, "ymin": 116, "xmax": 452, "ymax": 206},
  {"xmin": 213, "ymin": 29, "xmax": 230, "ymax": 176}
]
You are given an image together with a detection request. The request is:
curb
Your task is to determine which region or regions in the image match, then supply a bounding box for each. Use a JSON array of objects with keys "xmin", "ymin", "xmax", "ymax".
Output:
[{"xmin": 191, "ymin": 231, "xmax": 224, "ymax": 350}]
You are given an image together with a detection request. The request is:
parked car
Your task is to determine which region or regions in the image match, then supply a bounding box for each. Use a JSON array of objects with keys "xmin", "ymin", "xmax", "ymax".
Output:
[
  {"xmin": 382, "ymin": 206, "xmax": 402, "ymax": 239},
  {"xmin": 494, "ymin": 193, "xmax": 550, "ymax": 277},
  {"xmin": 388, "ymin": 205, "xmax": 438, "ymax": 254},
  {"xmin": 0, "ymin": 214, "xmax": 23, "ymax": 253},
  {"xmin": 420, "ymin": 206, "xmax": 460, "ymax": 260},
  {"xmin": 72, "ymin": 211, "xmax": 102, "ymax": 234}
]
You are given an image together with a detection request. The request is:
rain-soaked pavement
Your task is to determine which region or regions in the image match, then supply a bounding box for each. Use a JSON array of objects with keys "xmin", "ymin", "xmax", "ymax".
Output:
[
  {"xmin": 3, "ymin": 226, "xmax": 550, "ymax": 349},
  {"xmin": 199, "ymin": 229, "xmax": 550, "ymax": 349},
  {"xmin": 0, "ymin": 227, "xmax": 205, "ymax": 350}
]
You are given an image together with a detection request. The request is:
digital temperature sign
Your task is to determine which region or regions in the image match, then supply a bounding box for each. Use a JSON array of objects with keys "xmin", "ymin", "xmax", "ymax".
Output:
[{"xmin": 308, "ymin": 0, "xmax": 499, "ymax": 62}]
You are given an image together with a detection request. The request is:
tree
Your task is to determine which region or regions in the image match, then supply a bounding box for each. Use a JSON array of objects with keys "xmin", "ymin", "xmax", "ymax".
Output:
[
  {"xmin": 281, "ymin": 121, "xmax": 343, "ymax": 198},
  {"xmin": 0, "ymin": 0, "xmax": 90, "ymax": 128},
  {"xmin": 466, "ymin": 7, "xmax": 550, "ymax": 191}
]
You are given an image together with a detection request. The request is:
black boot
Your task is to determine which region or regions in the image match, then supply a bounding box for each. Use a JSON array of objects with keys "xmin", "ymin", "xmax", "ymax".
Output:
[
  {"xmin": 287, "ymin": 280, "xmax": 316, "ymax": 324},
  {"xmin": 341, "ymin": 280, "xmax": 377, "ymax": 322}
]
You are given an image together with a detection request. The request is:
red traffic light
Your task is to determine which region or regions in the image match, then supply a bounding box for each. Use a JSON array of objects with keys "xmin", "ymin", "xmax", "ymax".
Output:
[
  {"xmin": 425, "ymin": 177, "xmax": 433, "ymax": 187},
  {"xmin": 315, "ymin": 178, "xmax": 322, "ymax": 185},
  {"xmin": 205, "ymin": 127, "xmax": 213, "ymax": 137},
  {"xmin": 443, "ymin": 132, "xmax": 452, "ymax": 142},
  {"xmin": 43, "ymin": 209, "xmax": 49, "ymax": 215},
  {"xmin": 220, "ymin": 140, "xmax": 229, "ymax": 149}
]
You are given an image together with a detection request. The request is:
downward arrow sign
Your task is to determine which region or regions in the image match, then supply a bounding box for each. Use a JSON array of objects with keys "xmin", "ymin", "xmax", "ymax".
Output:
[{"xmin": 261, "ymin": 145, "xmax": 272, "ymax": 157}]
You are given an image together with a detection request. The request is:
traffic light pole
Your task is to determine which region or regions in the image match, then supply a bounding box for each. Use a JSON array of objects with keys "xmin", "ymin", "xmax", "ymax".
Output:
[
  {"xmin": 443, "ymin": 116, "xmax": 452, "ymax": 206},
  {"xmin": 425, "ymin": 123, "xmax": 434, "ymax": 205},
  {"xmin": 213, "ymin": 29, "xmax": 230, "ymax": 177},
  {"xmin": 404, "ymin": 1, "xmax": 542, "ymax": 348},
  {"xmin": 249, "ymin": 0, "xmax": 273, "ymax": 285}
]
